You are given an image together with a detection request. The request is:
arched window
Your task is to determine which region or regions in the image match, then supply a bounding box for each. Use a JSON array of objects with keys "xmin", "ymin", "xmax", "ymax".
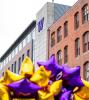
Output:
[
  {"xmin": 74, "ymin": 12, "xmax": 79, "ymax": 30},
  {"xmin": 75, "ymin": 38, "xmax": 80, "ymax": 57},
  {"xmin": 82, "ymin": 4, "xmax": 89, "ymax": 23},
  {"xmin": 57, "ymin": 50, "xmax": 62, "ymax": 65},
  {"xmin": 57, "ymin": 26, "xmax": 62, "ymax": 42},
  {"xmin": 83, "ymin": 31, "xmax": 89, "ymax": 52},
  {"xmin": 84, "ymin": 61, "xmax": 89, "ymax": 81},
  {"xmin": 64, "ymin": 45, "xmax": 68, "ymax": 63},
  {"xmin": 64, "ymin": 21, "xmax": 68, "ymax": 37},
  {"xmin": 51, "ymin": 32, "xmax": 55, "ymax": 47}
]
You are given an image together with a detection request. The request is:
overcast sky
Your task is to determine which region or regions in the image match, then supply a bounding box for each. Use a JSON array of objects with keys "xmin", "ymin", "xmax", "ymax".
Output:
[{"xmin": 0, "ymin": 0, "xmax": 77, "ymax": 57}]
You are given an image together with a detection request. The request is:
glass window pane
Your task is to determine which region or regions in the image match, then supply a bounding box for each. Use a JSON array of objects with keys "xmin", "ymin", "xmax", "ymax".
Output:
[
  {"xmin": 64, "ymin": 21, "xmax": 68, "ymax": 37},
  {"xmin": 18, "ymin": 57, "xmax": 21, "ymax": 73},
  {"xmin": 51, "ymin": 32, "xmax": 55, "ymax": 47},
  {"xmin": 27, "ymin": 49, "xmax": 30, "ymax": 57},
  {"xmin": 84, "ymin": 62, "xmax": 89, "ymax": 81}
]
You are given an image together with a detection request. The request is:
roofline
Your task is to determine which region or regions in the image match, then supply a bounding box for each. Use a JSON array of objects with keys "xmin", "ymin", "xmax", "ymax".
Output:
[
  {"xmin": 0, "ymin": 20, "xmax": 36, "ymax": 62},
  {"xmin": 48, "ymin": 0, "xmax": 80, "ymax": 29}
]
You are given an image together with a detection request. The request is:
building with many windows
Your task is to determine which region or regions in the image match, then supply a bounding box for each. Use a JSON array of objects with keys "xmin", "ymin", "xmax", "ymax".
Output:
[
  {"xmin": 48, "ymin": 0, "xmax": 89, "ymax": 81},
  {"xmin": 0, "ymin": 21, "xmax": 36, "ymax": 76},
  {"xmin": 34, "ymin": 2, "xmax": 70, "ymax": 68},
  {"xmin": 0, "ymin": 2, "xmax": 70, "ymax": 76}
]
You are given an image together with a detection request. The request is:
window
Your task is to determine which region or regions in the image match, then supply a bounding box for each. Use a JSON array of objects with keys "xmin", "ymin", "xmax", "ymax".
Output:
[
  {"xmin": 14, "ymin": 61, "xmax": 16, "ymax": 73},
  {"xmin": 51, "ymin": 32, "xmax": 55, "ymax": 47},
  {"xmin": 27, "ymin": 49, "xmax": 30, "ymax": 57},
  {"xmin": 5, "ymin": 58, "xmax": 8, "ymax": 64},
  {"xmin": 14, "ymin": 48, "xmax": 16, "ymax": 55},
  {"xmin": 75, "ymin": 38, "xmax": 80, "ymax": 57},
  {"xmin": 22, "ymin": 39, "xmax": 26, "ymax": 48},
  {"xmin": 22, "ymin": 54, "xmax": 24, "ymax": 62},
  {"xmin": 8, "ymin": 54, "xmax": 11, "ymax": 62},
  {"xmin": 18, "ymin": 57, "xmax": 21, "ymax": 72},
  {"xmin": 57, "ymin": 27, "xmax": 62, "ymax": 42},
  {"xmin": 16, "ymin": 46, "xmax": 18, "ymax": 54},
  {"xmin": 19, "ymin": 43, "xmax": 22, "ymax": 51},
  {"xmin": 57, "ymin": 50, "xmax": 62, "ymax": 65},
  {"xmin": 2, "ymin": 72, "xmax": 4, "ymax": 76},
  {"xmin": 82, "ymin": 4, "xmax": 89, "ymax": 23},
  {"xmin": 0, "ymin": 64, "xmax": 2, "ymax": 70},
  {"xmin": 28, "ymin": 34, "xmax": 31, "ymax": 43},
  {"xmin": 83, "ymin": 31, "xmax": 89, "ymax": 52},
  {"xmin": 11, "ymin": 64, "xmax": 14, "ymax": 72},
  {"xmin": 11, "ymin": 51, "xmax": 15, "ymax": 58},
  {"xmin": 64, "ymin": 21, "xmax": 68, "ymax": 37},
  {"xmin": 8, "ymin": 67, "xmax": 10, "ymax": 70},
  {"xmin": 84, "ymin": 61, "xmax": 89, "ymax": 81},
  {"xmin": 3, "ymin": 60, "xmax": 5, "ymax": 66},
  {"xmin": 64, "ymin": 46, "xmax": 68, "ymax": 63},
  {"xmin": 74, "ymin": 12, "xmax": 79, "ymax": 30}
]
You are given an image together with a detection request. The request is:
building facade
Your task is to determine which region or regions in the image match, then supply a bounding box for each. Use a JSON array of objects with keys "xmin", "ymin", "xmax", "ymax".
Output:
[
  {"xmin": 48, "ymin": 0, "xmax": 89, "ymax": 81},
  {"xmin": 0, "ymin": 21, "xmax": 36, "ymax": 76},
  {"xmin": 34, "ymin": 2, "xmax": 70, "ymax": 68},
  {"xmin": 0, "ymin": 2, "xmax": 70, "ymax": 75}
]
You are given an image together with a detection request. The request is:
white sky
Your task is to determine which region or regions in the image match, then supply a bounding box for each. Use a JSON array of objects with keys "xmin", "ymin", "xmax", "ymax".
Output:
[{"xmin": 0, "ymin": 0, "xmax": 77, "ymax": 57}]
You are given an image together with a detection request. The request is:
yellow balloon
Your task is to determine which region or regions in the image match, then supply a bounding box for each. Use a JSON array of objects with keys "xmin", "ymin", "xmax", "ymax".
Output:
[
  {"xmin": 19, "ymin": 56, "xmax": 34, "ymax": 77},
  {"xmin": 75, "ymin": 79, "xmax": 89, "ymax": 99},
  {"xmin": 0, "ymin": 70, "xmax": 24, "ymax": 85},
  {"xmin": 30, "ymin": 66, "xmax": 51, "ymax": 87},
  {"xmin": 50, "ymin": 80, "xmax": 62, "ymax": 95},
  {"xmin": 74, "ymin": 94, "xmax": 86, "ymax": 100},
  {"xmin": 0, "ymin": 84, "xmax": 11, "ymax": 100},
  {"xmin": 38, "ymin": 90, "xmax": 54, "ymax": 100},
  {"xmin": 82, "ymin": 79, "xmax": 89, "ymax": 88},
  {"xmin": 13, "ymin": 98, "xmax": 35, "ymax": 100}
]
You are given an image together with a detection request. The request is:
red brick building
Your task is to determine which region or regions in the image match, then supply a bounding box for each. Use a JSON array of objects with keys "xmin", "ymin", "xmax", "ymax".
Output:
[{"xmin": 48, "ymin": 0, "xmax": 89, "ymax": 81}]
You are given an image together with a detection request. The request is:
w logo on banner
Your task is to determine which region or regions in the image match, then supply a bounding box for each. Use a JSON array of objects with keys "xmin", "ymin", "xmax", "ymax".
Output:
[{"xmin": 38, "ymin": 17, "xmax": 44, "ymax": 32}]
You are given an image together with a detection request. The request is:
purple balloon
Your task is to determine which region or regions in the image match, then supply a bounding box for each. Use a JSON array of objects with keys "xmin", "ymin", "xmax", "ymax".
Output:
[
  {"xmin": 7, "ymin": 78, "xmax": 41, "ymax": 97},
  {"xmin": 60, "ymin": 90, "xmax": 72, "ymax": 100},
  {"xmin": 62, "ymin": 64, "xmax": 84, "ymax": 89},
  {"xmin": 37, "ymin": 54, "xmax": 62, "ymax": 79}
]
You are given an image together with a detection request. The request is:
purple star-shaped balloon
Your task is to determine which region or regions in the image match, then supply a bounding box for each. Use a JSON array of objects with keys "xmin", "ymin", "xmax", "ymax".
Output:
[
  {"xmin": 37, "ymin": 54, "xmax": 62, "ymax": 79},
  {"xmin": 62, "ymin": 64, "xmax": 84, "ymax": 89},
  {"xmin": 60, "ymin": 90, "xmax": 72, "ymax": 100},
  {"xmin": 7, "ymin": 78, "xmax": 41, "ymax": 97}
]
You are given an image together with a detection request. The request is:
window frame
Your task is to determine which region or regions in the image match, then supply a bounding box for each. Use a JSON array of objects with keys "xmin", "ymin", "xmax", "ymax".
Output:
[
  {"xmin": 57, "ymin": 26, "xmax": 62, "ymax": 42},
  {"xmin": 51, "ymin": 32, "xmax": 55, "ymax": 47},
  {"xmin": 83, "ymin": 61, "xmax": 89, "ymax": 81},
  {"xmin": 22, "ymin": 54, "xmax": 25, "ymax": 62},
  {"xmin": 64, "ymin": 21, "xmax": 68, "ymax": 38},
  {"xmin": 83, "ymin": 31, "xmax": 89, "ymax": 52},
  {"xmin": 64, "ymin": 45, "xmax": 68, "ymax": 63},
  {"xmin": 75, "ymin": 38, "xmax": 80, "ymax": 57},
  {"xmin": 18, "ymin": 57, "xmax": 21, "ymax": 73},
  {"xmin": 27, "ymin": 49, "xmax": 30, "ymax": 57},
  {"xmin": 74, "ymin": 12, "xmax": 79, "ymax": 30},
  {"xmin": 57, "ymin": 50, "xmax": 62, "ymax": 65},
  {"xmin": 82, "ymin": 4, "xmax": 89, "ymax": 23}
]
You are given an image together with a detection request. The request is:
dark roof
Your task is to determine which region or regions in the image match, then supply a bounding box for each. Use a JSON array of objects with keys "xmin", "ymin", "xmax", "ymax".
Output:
[{"xmin": 0, "ymin": 20, "xmax": 36, "ymax": 62}]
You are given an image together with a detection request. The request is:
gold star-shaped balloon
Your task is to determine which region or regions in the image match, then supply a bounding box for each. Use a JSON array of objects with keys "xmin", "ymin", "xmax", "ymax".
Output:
[
  {"xmin": 13, "ymin": 98, "xmax": 35, "ymax": 100},
  {"xmin": 0, "ymin": 70, "xmax": 24, "ymax": 85},
  {"xmin": 74, "ymin": 93, "xmax": 85, "ymax": 100},
  {"xmin": 19, "ymin": 56, "xmax": 34, "ymax": 77},
  {"xmin": 0, "ymin": 83, "xmax": 11, "ymax": 100},
  {"xmin": 75, "ymin": 79, "xmax": 89, "ymax": 100},
  {"xmin": 30, "ymin": 66, "xmax": 51, "ymax": 87},
  {"xmin": 50, "ymin": 80, "xmax": 62, "ymax": 95},
  {"xmin": 38, "ymin": 90, "xmax": 54, "ymax": 100}
]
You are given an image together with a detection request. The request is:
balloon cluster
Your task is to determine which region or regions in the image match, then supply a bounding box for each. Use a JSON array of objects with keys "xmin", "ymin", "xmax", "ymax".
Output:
[{"xmin": 0, "ymin": 55, "xmax": 89, "ymax": 100}]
